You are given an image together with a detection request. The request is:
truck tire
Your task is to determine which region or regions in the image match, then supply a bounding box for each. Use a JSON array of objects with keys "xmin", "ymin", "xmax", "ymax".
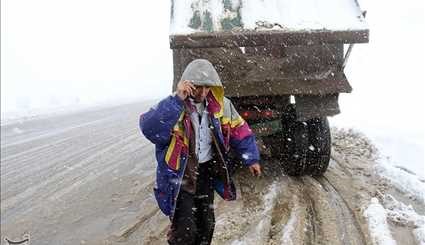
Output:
[
  {"xmin": 265, "ymin": 105, "xmax": 331, "ymax": 176},
  {"xmin": 305, "ymin": 117, "xmax": 331, "ymax": 176}
]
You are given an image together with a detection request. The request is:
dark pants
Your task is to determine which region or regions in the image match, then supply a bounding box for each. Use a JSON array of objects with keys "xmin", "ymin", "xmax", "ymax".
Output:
[{"xmin": 168, "ymin": 160, "xmax": 215, "ymax": 245}]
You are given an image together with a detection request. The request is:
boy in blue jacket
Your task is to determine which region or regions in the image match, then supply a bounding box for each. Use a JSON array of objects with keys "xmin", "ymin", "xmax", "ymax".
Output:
[{"xmin": 140, "ymin": 59, "xmax": 261, "ymax": 244}]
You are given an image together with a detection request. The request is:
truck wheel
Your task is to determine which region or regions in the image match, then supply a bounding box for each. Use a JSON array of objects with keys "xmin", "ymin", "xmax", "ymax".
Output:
[
  {"xmin": 265, "ymin": 105, "xmax": 331, "ymax": 176},
  {"xmin": 305, "ymin": 117, "xmax": 331, "ymax": 176}
]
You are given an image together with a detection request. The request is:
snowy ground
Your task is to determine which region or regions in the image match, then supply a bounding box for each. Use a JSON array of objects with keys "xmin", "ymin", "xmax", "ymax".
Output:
[{"xmin": 2, "ymin": 102, "xmax": 424, "ymax": 245}]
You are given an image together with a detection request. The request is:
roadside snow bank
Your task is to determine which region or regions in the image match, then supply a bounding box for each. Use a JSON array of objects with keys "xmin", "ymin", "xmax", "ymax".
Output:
[
  {"xmin": 375, "ymin": 161, "xmax": 425, "ymax": 205},
  {"xmin": 331, "ymin": 128, "xmax": 378, "ymax": 161},
  {"xmin": 364, "ymin": 195, "xmax": 425, "ymax": 245},
  {"xmin": 381, "ymin": 194, "xmax": 425, "ymax": 245},
  {"xmin": 363, "ymin": 198, "xmax": 397, "ymax": 245},
  {"xmin": 332, "ymin": 128, "xmax": 425, "ymax": 204}
]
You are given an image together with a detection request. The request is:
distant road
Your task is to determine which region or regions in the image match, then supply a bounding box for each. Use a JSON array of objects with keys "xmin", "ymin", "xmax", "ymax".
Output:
[{"xmin": 1, "ymin": 101, "xmax": 158, "ymax": 244}]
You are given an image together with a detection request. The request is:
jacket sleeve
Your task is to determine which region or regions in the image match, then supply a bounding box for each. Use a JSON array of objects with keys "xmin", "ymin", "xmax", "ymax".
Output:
[
  {"xmin": 227, "ymin": 101, "xmax": 260, "ymax": 166},
  {"xmin": 139, "ymin": 95, "xmax": 184, "ymax": 146}
]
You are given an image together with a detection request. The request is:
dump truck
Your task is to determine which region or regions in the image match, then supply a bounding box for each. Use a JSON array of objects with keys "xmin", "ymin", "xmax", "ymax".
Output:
[{"xmin": 169, "ymin": 0, "xmax": 369, "ymax": 176}]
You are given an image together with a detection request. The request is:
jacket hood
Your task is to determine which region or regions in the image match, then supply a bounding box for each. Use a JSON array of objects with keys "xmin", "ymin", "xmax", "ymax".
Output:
[
  {"xmin": 180, "ymin": 59, "xmax": 222, "ymax": 87},
  {"xmin": 181, "ymin": 59, "xmax": 224, "ymax": 117}
]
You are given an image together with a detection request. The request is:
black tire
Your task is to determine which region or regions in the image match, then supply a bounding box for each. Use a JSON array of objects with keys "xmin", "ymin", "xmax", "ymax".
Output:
[
  {"xmin": 305, "ymin": 117, "xmax": 331, "ymax": 176},
  {"xmin": 264, "ymin": 105, "xmax": 331, "ymax": 176}
]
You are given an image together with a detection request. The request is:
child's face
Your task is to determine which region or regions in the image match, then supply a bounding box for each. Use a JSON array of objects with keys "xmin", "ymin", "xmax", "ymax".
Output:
[{"xmin": 191, "ymin": 85, "xmax": 210, "ymax": 103}]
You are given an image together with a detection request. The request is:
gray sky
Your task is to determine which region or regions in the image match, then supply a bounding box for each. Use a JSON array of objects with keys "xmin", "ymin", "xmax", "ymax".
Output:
[{"xmin": 1, "ymin": 0, "xmax": 172, "ymax": 112}]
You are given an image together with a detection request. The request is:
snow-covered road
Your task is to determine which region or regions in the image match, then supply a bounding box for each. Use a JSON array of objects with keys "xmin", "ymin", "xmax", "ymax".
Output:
[
  {"xmin": 1, "ymin": 102, "xmax": 157, "ymax": 244},
  {"xmin": 1, "ymin": 102, "xmax": 423, "ymax": 245}
]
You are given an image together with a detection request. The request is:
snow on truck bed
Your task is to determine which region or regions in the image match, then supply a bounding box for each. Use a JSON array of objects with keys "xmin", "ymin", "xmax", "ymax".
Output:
[{"xmin": 170, "ymin": 0, "xmax": 368, "ymax": 35}]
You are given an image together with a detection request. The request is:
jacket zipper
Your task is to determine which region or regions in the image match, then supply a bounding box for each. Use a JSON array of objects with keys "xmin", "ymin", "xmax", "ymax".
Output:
[{"xmin": 209, "ymin": 116, "xmax": 231, "ymax": 185}]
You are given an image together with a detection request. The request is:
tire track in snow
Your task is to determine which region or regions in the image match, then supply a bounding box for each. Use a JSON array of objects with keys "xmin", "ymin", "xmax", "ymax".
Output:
[
  {"xmin": 211, "ymin": 157, "xmax": 371, "ymax": 245},
  {"xmin": 312, "ymin": 175, "xmax": 367, "ymax": 245},
  {"xmin": 302, "ymin": 182, "xmax": 320, "ymax": 245}
]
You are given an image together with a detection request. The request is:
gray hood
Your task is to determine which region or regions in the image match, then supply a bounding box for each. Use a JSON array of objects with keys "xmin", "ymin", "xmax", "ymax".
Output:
[{"xmin": 180, "ymin": 59, "xmax": 222, "ymax": 87}]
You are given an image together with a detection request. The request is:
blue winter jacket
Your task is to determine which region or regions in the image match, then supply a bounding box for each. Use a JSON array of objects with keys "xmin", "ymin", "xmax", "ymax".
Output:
[{"xmin": 139, "ymin": 59, "xmax": 260, "ymax": 218}]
